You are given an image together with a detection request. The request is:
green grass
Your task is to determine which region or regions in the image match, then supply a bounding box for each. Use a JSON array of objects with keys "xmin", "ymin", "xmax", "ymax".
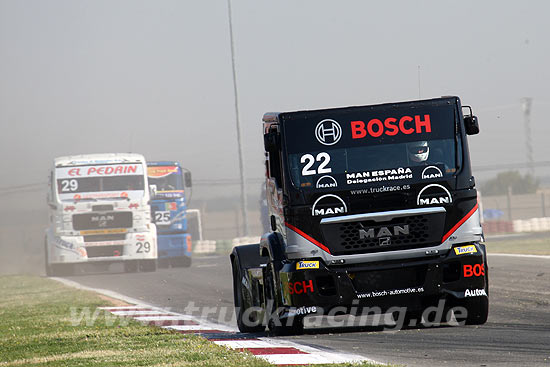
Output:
[
  {"xmin": 486, "ymin": 236, "xmax": 550, "ymax": 255},
  {"xmin": 0, "ymin": 275, "xmax": 385, "ymax": 367}
]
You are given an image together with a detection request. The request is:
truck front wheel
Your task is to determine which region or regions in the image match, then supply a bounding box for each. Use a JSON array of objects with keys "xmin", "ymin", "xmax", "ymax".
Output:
[
  {"xmin": 264, "ymin": 262, "xmax": 304, "ymax": 335},
  {"xmin": 44, "ymin": 240, "xmax": 53, "ymax": 277},
  {"xmin": 124, "ymin": 260, "xmax": 138, "ymax": 273},
  {"xmin": 232, "ymin": 256, "xmax": 265, "ymax": 333},
  {"xmin": 457, "ymin": 296, "xmax": 489, "ymax": 325},
  {"xmin": 172, "ymin": 256, "xmax": 192, "ymax": 268},
  {"xmin": 139, "ymin": 259, "xmax": 157, "ymax": 272}
]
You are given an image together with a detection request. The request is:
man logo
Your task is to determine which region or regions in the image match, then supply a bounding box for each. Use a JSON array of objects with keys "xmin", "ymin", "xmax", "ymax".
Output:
[
  {"xmin": 359, "ymin": 225, "xmax": 410, "ymax": 239},
  {"xmin": 311, "ymin": 194, "xmax": 348, "ymax": 216},
  {"xmin": 315, "ymin": 119, "xmax": 342, "ymax": 146},
  {"xmin": 316, "ymin": 175, "xmax": 338, "ymax": 189},
  {"xmin": 417, "ymin": 184, "xmax": 452, "ymax": 205},
  {"xmin": 421, "ymin": 166, "xmax": 443, "ymax": 180}
]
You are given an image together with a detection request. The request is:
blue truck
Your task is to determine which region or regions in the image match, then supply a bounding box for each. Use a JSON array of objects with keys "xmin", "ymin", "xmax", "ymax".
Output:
[{"xmin": 147, "ymin": 161, "xmax": 192, "ymax": 267}]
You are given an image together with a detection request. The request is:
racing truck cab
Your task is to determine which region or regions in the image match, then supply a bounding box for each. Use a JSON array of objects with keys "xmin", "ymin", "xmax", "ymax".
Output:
[
  {"xmin": 45, "ymin": 153, "xmax": 157, "ymax": 275},
  {"xmin": 147, "ymin": 161, "xmax": 192, "ymax": 268},
  {"xmin": 231, "ymin": 96, "xmax": 487, "ymax": 333}
]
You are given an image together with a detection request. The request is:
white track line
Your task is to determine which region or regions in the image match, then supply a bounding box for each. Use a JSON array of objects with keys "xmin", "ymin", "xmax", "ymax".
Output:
[
  {"xmin": 214, "ymin": 340, "xmax": 282, "ymax": 348},
  {"xmin": 109, "ymin": 310, "xmax": 177, "ymax": 316},
  {"xmin": 50, "ymin": 277, "xmax": 377, "ymax": 365},
  {"xmin": 165, "ymin": 325, "xmax": 228, "ymax": 332},
  {"xmin": 489, "ymin": 253, "xmax": 550, "ymax": 259},
  {"xmin": 51, "ymin": 277, "xmax": 157, "ymax": 308},
  {"xmin": 132, "ymin": 316, "xmax": 195, "ymax": 321}
]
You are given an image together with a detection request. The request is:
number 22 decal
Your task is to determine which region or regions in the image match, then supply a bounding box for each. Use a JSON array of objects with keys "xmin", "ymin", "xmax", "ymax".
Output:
[{"xmin": 301, "ymin": 152, "xmax": 332, "ymax": 176}]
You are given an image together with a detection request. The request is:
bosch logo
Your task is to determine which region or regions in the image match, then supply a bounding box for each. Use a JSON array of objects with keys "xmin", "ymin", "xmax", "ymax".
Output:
[
  {"xmin": 463, "ymin": 264, "xmax": 485, "ymax": 278},
  {"xmin": 315, "ymin": 119, "xmax": 342, "ymax": 146},
  {"xmin": 288, "ymin": 280, "xmax": 314, "ymax": 294}
]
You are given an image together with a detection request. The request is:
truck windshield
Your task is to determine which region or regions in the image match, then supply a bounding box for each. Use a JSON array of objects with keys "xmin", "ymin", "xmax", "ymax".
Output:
[
  {"xmin": 55, "ymin": 163, "xmax": 146, "ymax": 201},
  {"xmin": 147, "ymin": 166, "xmax": 184, "ymax": 198},
  {"xmin": 283, "ymin": 101, "xmax": 458, "ymax": 190},
  {"xmin": 287, "ymin": 138, "xmax": 456, "ymax": 189}
]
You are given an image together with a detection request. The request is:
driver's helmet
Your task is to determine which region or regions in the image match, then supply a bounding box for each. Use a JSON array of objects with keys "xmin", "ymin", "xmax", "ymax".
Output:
[{"xmin": 408, "ymin": 141, "xmax": 429, "ymax": 163}]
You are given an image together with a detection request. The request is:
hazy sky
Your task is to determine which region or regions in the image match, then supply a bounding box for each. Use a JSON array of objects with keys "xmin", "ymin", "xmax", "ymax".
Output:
[{"xmin": 1, "ymin": 0, "xmax": 550, "ymax": 195}]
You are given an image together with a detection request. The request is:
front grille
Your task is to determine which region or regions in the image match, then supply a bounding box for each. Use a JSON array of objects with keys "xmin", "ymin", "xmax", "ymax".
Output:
[
  {"xmin": 321, "ymin": 212, "xmax": 445, "ymax": 256},
  {"xmin": 86, "ymin": 245, "xmax": 124, "ymax": 258},
  {"xmin": 73, "ymin": 212, "xmax": 132, "ymax": 230},
  {"xmin": 92, "ymin": 205, "xmax": 114, "ymax": 211},
  {"xmin": 350, "ymin": 265, "xmax": 427, "ymax": 293},
  {"xmin": 84, "ymin": 234, "xmax": 126, "ymax": 242}
]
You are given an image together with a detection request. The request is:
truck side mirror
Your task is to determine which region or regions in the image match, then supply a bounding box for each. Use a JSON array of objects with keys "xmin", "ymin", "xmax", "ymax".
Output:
[
  {"xmin": 184, "ymin": 171, "xmax": 192, "ymax": 188},
  {"xmin": 149, "ymin": 184, "xmax": 157, "ymax": 197},
  {"xmin": 462, "ymin": 105, "xmax": 480, "ymax": 135},
  {"xmin": 464, "ymin": 115, "xmax": 480, "ymax": 135},
  {"xmin": 264, "ymin": 131, "xmax": 279, "ymax": 152}
]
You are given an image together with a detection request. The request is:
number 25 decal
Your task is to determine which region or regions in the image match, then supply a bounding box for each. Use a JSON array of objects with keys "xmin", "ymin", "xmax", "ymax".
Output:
[{"xmin": 301, "ymin": 152, "xmax": 332, "ymax": 176}]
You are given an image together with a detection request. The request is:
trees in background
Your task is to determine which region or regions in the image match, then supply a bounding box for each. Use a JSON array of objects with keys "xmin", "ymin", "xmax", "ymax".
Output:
[{"xmin": 481, "ymin": 171, "xmax": 539, "ymax": 196}]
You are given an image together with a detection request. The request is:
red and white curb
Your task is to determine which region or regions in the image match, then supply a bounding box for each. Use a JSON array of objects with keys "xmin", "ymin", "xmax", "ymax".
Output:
[
  {"xmin": 99, "ymin": 305, "xmax": 371, "ymax": 365},
  {"xmin": 53, "ymin": 278, "xmax": 374, "ymax": 365}
]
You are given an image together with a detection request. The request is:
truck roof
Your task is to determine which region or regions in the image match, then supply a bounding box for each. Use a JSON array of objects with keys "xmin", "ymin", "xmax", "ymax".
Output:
[
  {"xmin": 263, "ymin": 96, "xmax": 460, "ymax": 122},
  {"xmin": 147, "ymin": 161, "xmax": 181, "ymax": 167},
  {"xmin": 54, "ymin": 153, "xmax": 146, "ymax": 167}
]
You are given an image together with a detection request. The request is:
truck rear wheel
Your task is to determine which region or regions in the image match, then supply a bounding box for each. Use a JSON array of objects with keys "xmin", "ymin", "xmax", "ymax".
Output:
[{"xmin": 232, "ymin": 256, "xmax": 265, "ymax": 333}]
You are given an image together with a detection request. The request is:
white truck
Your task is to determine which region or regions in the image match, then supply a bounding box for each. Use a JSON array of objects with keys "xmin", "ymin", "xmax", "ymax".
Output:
[{"xmin": 45, "ymin": 153, "xmax": 157, "ymax": 275}]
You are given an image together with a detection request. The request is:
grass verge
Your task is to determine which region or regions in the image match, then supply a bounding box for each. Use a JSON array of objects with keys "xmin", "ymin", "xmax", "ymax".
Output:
[
  {"xmin": 486, "ymin": 236, "xmax": 550, "ymax": 255},
  {"xmin": 0, "ymin": 275, "xmax": 384, "ymax": 367}
]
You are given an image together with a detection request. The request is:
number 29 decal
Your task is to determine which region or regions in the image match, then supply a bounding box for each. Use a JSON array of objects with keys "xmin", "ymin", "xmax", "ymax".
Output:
[
  {"xmin": 60, "ymin": 179, "xmax": 78, "ymax": 192},
  {"xmin": 301, "ymin": 152, "xmax": 332, "ymax": 176},
  {"xmin": 136, "ymin": 242, "xmax": 151, "ymax": 253}
]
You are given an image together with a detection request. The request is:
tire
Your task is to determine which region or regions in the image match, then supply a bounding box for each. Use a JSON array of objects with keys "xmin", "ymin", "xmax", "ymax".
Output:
[
  {"xmin": 463, "ymin": 250, "xmax": 489, "ymax": 325},
  {"xmin": 268, "ymin": 314, "xmax": 304, "ymax": 336},
  {"xmin": 140, "ymin": 259, "xmax": 157, "ymax": 272},
  {"xmin": 179, "ymin": 256, "xmax": 192, "ymax": 268},
  {"xmin": 264, "ymin": 262, "xmax": 304, "ymax": 336},
  {"xmin": 50, "ymin": 263, "xmax": 74, "ymax": 277},
  {"xmin": 44, "ymin": 240, "xmax": 53, "ymax": 277},
  {"xmin": 399, "ymin": 310, "xmax": 423, "ymax": 329},
  {"xmin": 124, "ymin": 260, "xmax": 139, "ymax": 273},
  {"xmin": 171, "ymin": 256, "xmax": 192, "ymax": 268},
  {"xmin": 232, "ymin": 256, "xmax": 265, "ymax": 333},
  {"xmin": 158, "ymin": 258, "xmax": 170, "ymax": 268},
  {"xmin": 462, "ymin": 295, "xmax": 489, "ymax": 325}
]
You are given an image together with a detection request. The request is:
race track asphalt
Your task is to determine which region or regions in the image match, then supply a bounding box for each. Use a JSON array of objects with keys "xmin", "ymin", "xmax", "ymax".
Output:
[{"xmin": 64, "ymin": 253, "xmax": 550, "ymax": 367}]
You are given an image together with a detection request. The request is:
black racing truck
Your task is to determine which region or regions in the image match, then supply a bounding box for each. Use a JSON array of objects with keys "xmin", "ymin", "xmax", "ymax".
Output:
[{"xmin": 231, "ymin": 96, "xmax": 487, "ymax": 334}]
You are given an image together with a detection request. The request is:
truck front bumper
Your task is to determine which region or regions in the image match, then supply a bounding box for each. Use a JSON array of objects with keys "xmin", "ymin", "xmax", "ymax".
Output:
[
  {"xmin": 157, "ymin": 233, "xmax": 192, "ymax": 259},
  {"xmin": 47, "ymin": 231, "xmax": 157, "ymax": 265},
  {"xmin": 277, "ymin": 242, "xmax": 488, "ymax": 316}
]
